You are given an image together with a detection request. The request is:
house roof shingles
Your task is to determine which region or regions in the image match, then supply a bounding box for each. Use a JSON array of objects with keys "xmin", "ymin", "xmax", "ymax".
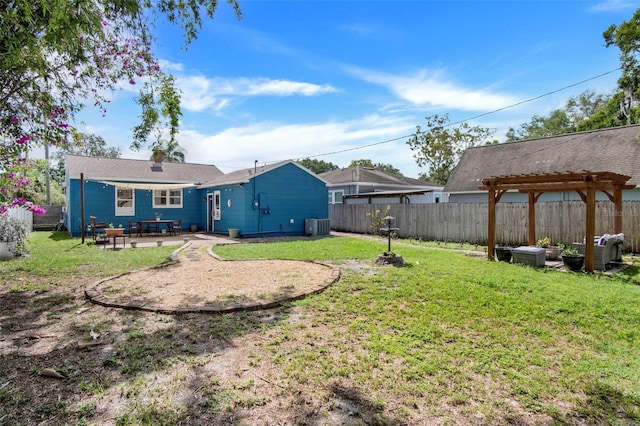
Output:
[
  {"xmin": 319, "ymin": 166, "xmax": 441, "ymax": 188},
  {"xmin": 199, "ymin": 161, "xmax": 286, "ymax": 187},
  {"xmin": 198, "ymin": 160, "xmax": 328, "ymax": 188},
  {"xmin": 66, "ymin": 154, "xmax": 224, "ymax": 183},
  {"xmin": 444, "ymin": 125, "xmax": 640, "ymax": 193}
]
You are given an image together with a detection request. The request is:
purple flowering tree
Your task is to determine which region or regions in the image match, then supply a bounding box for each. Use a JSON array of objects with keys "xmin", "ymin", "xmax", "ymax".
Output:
[{"xmin": 1, "ymin": 0, "xmax": 241, "ymax": 215}]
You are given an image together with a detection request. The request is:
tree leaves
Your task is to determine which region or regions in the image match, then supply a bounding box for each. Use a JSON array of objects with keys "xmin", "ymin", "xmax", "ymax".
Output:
[{"xmin": 407, "ymin": 114, "xmax": 494, "ymax": 185}]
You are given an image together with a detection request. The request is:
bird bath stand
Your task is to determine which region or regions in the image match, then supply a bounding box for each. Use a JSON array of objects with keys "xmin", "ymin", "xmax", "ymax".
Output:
[{"xmin": 375, "ymin": 215, "xmax": 404, "ymax": 266}]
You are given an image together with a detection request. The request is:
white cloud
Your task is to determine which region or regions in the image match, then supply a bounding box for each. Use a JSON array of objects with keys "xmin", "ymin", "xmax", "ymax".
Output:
[
  {"xmin": 176, "ymin": 75, "xmax": 338, "ymax": 112},
  {"xmin": 589, "ymin": 0, "xmax": 640, "ymax": 12},
  {"xmin": 158, "ymin": 59, "xmax": 184, "ymax": 72},
  {"xmin": 176, "ymin": 114, "xmax": 420, "ymax": 176},
  {"xmin": 347, "ymin": 66, "xmax": 519, "ymax": 112},
  {"xmin": 244, "ymin": 79, "xmax": 338, "ymax": 96}
]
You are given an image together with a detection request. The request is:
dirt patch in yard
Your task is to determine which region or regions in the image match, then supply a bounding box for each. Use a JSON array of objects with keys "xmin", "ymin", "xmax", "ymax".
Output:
[{"xmin": 85, "ymin": 243, "xmax": 339, "ymax": 313}]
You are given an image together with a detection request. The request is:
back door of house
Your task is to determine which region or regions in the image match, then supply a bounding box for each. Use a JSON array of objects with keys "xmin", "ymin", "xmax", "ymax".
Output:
[{"xmin": 207, "ymin": 191, "xmax": 221, "ymax": 232}]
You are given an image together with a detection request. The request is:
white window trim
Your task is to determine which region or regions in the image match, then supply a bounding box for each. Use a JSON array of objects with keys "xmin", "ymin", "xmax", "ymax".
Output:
[
  {"xmin": 115, "ymin": 187, "xmax": 135, "ymax": 216},
  {"xmin": 152, "ymin": 188, "xmax": 183, "ymax": 209},
  {"xmin": 329, "ymin": 190, "xmax": 344, "ymax": 204},
  {"xmin": 213, "ymin": 190, "xmax": 221, "ymax": 220}
]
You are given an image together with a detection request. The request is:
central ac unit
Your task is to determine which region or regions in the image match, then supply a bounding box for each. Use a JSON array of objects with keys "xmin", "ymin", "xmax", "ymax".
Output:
[
  {"xmin": 305, "ymin": 218, "xmax": 330, "ymax": 236},
  {"xmin": 305, "ymin": 219, "xmax": 318, "ymax": 236}
]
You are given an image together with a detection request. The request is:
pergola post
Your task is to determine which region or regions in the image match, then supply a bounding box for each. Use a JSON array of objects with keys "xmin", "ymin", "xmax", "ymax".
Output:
[
  {"xmin": 487, "ymin": 188, "xmax": 496, "ymax": 260},
  {"xmin": 528, "ymin": 192, "xmax": 536, "ymax": 246},
  {"xmin": 585, "ymin": 185, "xmax": 596, "ymax": 272},
  {"xmin": 614, "ymin": 186, "xmax": 623, "ymax": 234}
]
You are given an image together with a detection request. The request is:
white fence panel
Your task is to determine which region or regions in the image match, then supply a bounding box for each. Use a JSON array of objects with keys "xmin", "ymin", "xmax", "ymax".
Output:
[{"xmin": 7, "ymin": 207, "xmax": 33, "ymax": 235}]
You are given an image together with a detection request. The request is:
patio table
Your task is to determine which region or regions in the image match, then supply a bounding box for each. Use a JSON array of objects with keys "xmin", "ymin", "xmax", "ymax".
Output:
[{"xmin": 138, "ymin": 219, "xmax": 177, "ymax": 236}]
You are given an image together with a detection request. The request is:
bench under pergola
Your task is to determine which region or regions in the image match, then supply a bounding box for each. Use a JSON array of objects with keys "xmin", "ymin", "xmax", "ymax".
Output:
[{"xmin": 479, "ymin": 170, "xmax": 634, "ymax": 272}]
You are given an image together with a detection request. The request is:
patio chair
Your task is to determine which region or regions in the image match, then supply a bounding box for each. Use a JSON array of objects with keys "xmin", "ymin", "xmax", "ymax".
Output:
[
  {"xmin": 168, "ymin": 219, "xmax": 182, "ymax": 236},
  {"xmin": 89, "ymin": 216, "xmax": 108, "ymax": 242},
  {"xmin": 572, "ymin": 235, "xmax": 626, "ymax": 270},
  {"xmin": 128, "ymin": 220, "xmax": 141, "ymax": 238}
]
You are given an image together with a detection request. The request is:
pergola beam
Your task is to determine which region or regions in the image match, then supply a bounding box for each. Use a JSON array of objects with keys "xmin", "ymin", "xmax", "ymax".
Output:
[
  {"xmin": 479, "ymin": 182, "xmax": 634, "ymax": 193},
  {"xmin": 482, "ymin": 170, "xmax": 631, "ymax": 186}
]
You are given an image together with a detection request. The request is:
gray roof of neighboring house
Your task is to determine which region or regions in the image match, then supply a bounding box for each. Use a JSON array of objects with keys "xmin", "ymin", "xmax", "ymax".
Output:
[
  {"xmin": 319, "ymin": 166, "xmax": 442, "ymax": 188},
  {"xmin": 444, "ymin": 125, "xmax": 640, "ymax": 193},
  {"xmin": 66, "ymin": 154, "xmax": 224, "ymax": 183},
  {"xmin": 198, "ymin": 160, "xmax": 328, "ymax": 188}
]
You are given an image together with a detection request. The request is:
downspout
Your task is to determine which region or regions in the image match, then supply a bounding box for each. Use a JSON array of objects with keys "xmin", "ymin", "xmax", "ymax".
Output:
[{"xmin": 253, "ymin": 160, "xmax": 260, "ymax": 231}]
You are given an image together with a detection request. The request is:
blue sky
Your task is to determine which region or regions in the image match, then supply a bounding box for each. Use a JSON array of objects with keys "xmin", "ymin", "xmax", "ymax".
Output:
[{"xmin": 71, "ymin": 0, "xmax": 640, "ymax": 178}]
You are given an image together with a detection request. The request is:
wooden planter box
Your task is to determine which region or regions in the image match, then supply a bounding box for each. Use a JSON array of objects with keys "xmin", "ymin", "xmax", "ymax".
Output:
[{"xmin": 105, "ymin": 228, "xmax": 124, "ymax": 237}]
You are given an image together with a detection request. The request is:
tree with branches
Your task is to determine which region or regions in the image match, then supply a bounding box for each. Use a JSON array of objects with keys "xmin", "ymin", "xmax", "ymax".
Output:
[
  {"xmin": 349, "ymin": 159, "xmax": 401, "ymax": 175},
  {"xmin": 407, "ymin": 114, "xmax": 495, "ymax": 185},
  {"xmin": 0, "ymin": 0, "xmax": 241, "ymax": 214},
  {"xmin": 297, "ymin": 158, "xmax": 339, "ymax": 174}
]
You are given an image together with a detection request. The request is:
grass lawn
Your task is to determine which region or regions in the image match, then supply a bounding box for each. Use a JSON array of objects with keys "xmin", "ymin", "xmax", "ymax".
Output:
[{"xmin": 1, "ymin": 232, "xmax": 639, "ymax": 425}]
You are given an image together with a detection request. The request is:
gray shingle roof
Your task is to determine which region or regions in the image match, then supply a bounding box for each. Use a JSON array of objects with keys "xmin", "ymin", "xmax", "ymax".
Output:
[
  {"xmin": 198, "ymin": 160, "xmax": 328, "ymax": 188},
  {"xmin": 66, "ymin": 154, "xmax": 224, "ymax": 183},
  {"xmin": 319, "ymin": 166, "xmax": 441, "ymax": 188},
  {"xmin": 444, "ymin": 125, "xmax": 640, "ymax": 193}
]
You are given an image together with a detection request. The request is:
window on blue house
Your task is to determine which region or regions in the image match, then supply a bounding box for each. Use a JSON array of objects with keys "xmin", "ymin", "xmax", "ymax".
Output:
[
  {"xmin": 153, "ymin": 189, "xmax": 182, "ymax": 208},
  {"xmin": 116, "ymin": 188, "xmax": 135, "ymax": 216}
]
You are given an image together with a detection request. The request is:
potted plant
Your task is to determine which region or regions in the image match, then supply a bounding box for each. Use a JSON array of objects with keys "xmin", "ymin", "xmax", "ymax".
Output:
[
  {"xmin": 537, "ymin": 237, "xmax": 560, "ymax": 260},
  {"xmin": 560, "ymin": 244, "xmax": 585, "ymax": 272},
  {"xmin": 130, "ymin": 240, "xmax": 138, "ymax": 248},
  {"xmin": 105, "ymin": 223, "xmax": 124, "ymax": 237},
  {"xmin": 156, "ymin": 240, "xmax": 163, "ymax": 246},
  {"xmin": 494, "ymin": 245, "xmax": 512, "ymax": 262},
  {"xmin": 0, "ymin": 215, "xmax": 28, "ymax": 259}
]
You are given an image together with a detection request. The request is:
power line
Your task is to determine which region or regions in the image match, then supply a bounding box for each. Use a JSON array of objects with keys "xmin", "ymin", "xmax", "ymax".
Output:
[
  {"xmin": 447, "ymin": 67, "xmax": 621, "ymax": 127},
  {"xmin": 299, "ymin": 67, "xmax": 622, "ymax": 161}
]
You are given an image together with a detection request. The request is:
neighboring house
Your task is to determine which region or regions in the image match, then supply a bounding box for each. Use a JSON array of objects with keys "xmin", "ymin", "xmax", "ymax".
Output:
[
  {"xmin": 65, "ymin": 155, "xmax": 328, "ymax": 237},
  {"xmin": 444, "ymin": 125, "xmax": 640, "ymax": 202},
  {"xmin": 319, "ymin": 166, "xmax": 444, "ymax": 204}
]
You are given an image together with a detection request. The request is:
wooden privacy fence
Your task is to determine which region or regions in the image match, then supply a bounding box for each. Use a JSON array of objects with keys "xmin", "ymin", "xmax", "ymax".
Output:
[
  {"xmin": 32, "ymin": 205, "xmax": 63, "ymax": 230},
  {"xmin": 329, "ymin": 201, "xmax": 640, "ymax": 253}
]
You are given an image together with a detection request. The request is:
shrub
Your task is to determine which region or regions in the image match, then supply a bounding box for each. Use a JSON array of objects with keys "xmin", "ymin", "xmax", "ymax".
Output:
[
  {"xmin": 366, "ymin": 205, "xmax": 396, "ymax": 237},
  {"xmin": 0, "ymin": 215, "xmax": 29, "ymax": 255}
]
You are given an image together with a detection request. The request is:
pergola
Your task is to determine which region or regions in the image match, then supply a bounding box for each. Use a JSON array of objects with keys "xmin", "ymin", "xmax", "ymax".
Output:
[{"xmin": 479, "ymin": 170, "xmax": 634, "ymax": 272}]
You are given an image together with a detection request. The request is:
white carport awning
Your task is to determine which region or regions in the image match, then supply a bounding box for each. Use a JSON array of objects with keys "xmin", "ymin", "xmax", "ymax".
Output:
[{"xmin": 97, "ymin": 181, "xmax": 197, "ymax": 190}]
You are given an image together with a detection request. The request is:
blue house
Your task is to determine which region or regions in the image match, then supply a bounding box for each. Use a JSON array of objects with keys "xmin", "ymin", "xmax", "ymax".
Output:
[{"xmin": 65, "ymin": 155, "xmax": 329, "ymax": 238}]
